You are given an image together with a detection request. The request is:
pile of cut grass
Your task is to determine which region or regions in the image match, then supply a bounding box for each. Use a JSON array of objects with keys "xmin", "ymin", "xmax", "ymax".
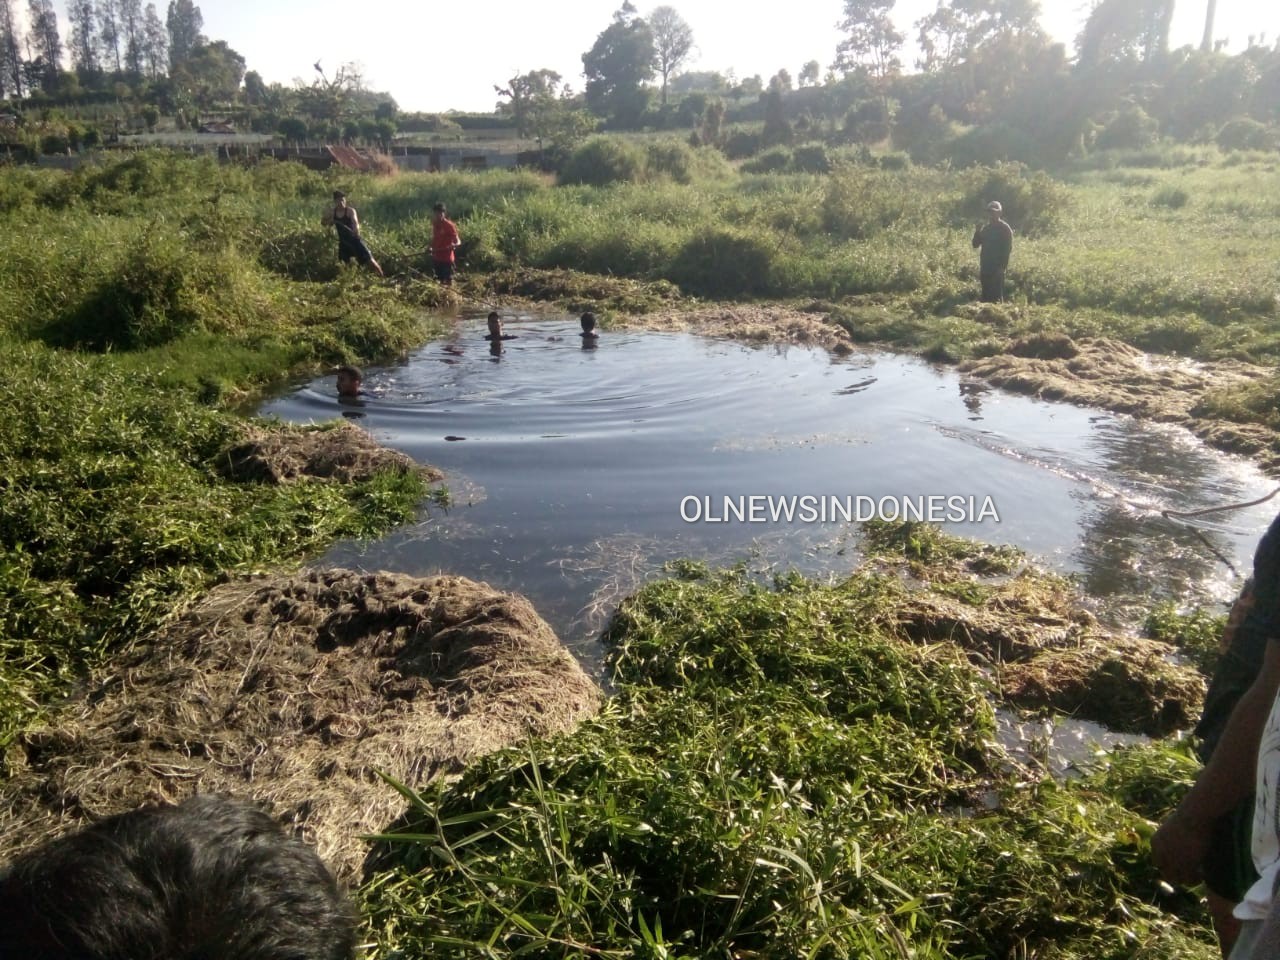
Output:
[{"xmin": 0, "ymin": 345, "xmax": 434, "ymax": 747}]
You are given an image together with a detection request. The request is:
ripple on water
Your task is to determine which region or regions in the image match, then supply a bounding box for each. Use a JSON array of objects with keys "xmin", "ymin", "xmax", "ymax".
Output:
[{"xmin": 260, "ymin": 313, "xmax": 1274, "ymax": 662}]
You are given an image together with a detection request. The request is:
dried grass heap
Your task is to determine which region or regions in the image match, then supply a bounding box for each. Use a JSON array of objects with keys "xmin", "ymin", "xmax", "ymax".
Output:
[
  {"xmin": 1, "ymin": 570, "xmax": 600, "ymax": 880},
  {"xmin": 881, "ymin": 573, "xmax": 1203, "ymax": 736},
  {"xmin": 216, "ymin": 420, "xmax": 440, "ymax": 485}
]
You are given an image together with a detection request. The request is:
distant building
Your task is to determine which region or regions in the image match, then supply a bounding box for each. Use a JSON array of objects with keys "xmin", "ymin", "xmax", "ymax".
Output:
[{"xmin": 197, "ymin": 120, "xmax": 237, "ymax": 135}]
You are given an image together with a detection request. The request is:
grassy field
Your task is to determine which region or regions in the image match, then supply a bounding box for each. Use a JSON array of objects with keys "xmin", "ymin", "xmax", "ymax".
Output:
[{"xmin": 0, "ymin": 144, "xmax": 1271, "ymax": 955}]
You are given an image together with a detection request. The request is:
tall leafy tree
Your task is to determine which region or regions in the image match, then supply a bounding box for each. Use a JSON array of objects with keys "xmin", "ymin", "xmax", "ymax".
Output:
[
  {"xmin": 165, "ymin": 0, "xmax": 202, "ymax": 70},
  {"xmin": 0, "ymin": 0, "xmax": 23, "ymax": 97},
  {"xmin": 495, "ymin": 68, "xmax": 564, "ymax": 137},
  {"xmin": 1077, "ymin": 0, "xmax": 1175, "ymax": 67},
  {"xmin": 762, "ymin": 75, "xmax": 793, "ymax": 145},
  {"xmin": 648, "ymin": 5, "xmax": 693, "ymax": 107},
  {"xmin": 119, "ymin": 0, "xmax": 143, "ymax": 74},
  {"xmin": 171, "ymin": 37, "xmax": 244, "ymax": 107},
  {"xmin": 98, "ymin": 0, "xmax": 121, "ymax": 72},
  {"xmin": 915, "ymin": 1, "xmax": 966, "ymax": 71},
  {"xmin": 28, "ymin": 0, "xmax": 62, "ymax": 87},
  {"xmin": 799, "ymin": 59, "xmax": 821, "ymax": 86},
  {"xmin": 582, "ymin": 2, "xmax": 656, "ymax": 128},
  {"xmin": 142, "ymin": 1, "xmax": 166, "ymax": 77},
  {"xmin": 67, "ymin": 0, "xmax": 99, "ymax": 74},
  {"xmin": 833, "ymin": 0, "xmax": 903, "ymax": 137},
  {"xmin": 916, "ymin": 0, "xmax": 1043, "ymax": 71}
]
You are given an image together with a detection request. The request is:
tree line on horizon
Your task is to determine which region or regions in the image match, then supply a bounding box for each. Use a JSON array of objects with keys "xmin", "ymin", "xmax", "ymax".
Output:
[{"xmin": 2, "ymin": 0, "xmax": 1280, "ymax": 168}]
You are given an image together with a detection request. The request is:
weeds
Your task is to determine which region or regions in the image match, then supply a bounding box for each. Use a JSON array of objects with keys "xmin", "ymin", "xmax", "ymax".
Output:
[
  {"xmin": 1144, "ymin": 601, "xmax": 1228, "ymax": 675},
  {"xmin": 362, "ymin": 567, "xmax": 1215, "ymax": 959}
]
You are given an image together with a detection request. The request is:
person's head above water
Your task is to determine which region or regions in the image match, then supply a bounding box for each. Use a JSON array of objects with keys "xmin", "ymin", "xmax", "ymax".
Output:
[
  {"xmin": 579, "ymin": 312, "xmax": 597, "ymax": 336},
  {"xmin": 486, "ymin": 312, "xmax": 502, "ymax": 338},
  {"xmin": 335, "ymin": 364, "xmax": 363, "ymax": 397}
]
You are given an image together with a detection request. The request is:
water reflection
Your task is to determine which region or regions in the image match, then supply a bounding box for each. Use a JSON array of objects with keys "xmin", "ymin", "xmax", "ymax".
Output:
[{"xmin": 259, "ymin": 312, "xmax": 1273, "ymax": 658}]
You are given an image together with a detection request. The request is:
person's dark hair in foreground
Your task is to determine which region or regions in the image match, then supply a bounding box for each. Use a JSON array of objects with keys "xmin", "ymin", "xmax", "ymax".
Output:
[
  {"xmin": 579, "ymin": 312, "xmax": 598, "ymax": 338},
  {"xmin": 0, "ymin": 794, "xmax": 356, "ymax": 960}
]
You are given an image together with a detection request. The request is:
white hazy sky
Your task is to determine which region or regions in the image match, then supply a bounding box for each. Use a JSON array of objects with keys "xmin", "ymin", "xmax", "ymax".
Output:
[{"xmin": 49, "ymin": 1, "xmax": 1280, "ymax": 113}]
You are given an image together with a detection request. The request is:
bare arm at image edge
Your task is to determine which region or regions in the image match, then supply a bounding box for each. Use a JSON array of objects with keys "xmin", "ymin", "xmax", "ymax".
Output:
[{"xmin": 1153, "ymin": 636, "xmax": 1280, "ymax": 885}]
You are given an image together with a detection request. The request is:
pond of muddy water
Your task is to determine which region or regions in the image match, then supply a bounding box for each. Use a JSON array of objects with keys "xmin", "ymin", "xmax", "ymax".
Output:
[{"xmin": 261, "ymin": 312, "xmax": 1276, "ymax": 668}]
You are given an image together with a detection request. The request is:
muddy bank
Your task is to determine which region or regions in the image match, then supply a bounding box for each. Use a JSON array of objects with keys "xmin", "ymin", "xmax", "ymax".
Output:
[
  {"xmin": 960, "ymin": 336, "xmax": 1280, "ymax": 475},
  {"xmin": 481, "ymin": 269, "xmax": 856, "ymax": 353},
  {"xmin": 0, "ymin": 570, "xmax": 600, "ymax": 881},
  {"xmin": 862, "ymin": 522, "xmax": 1205, "ymax": 736},
  {"xmin": 616, "ymin": 303, "xmax": 858, "ymax": 353},
  {"xmin": 879, "ymin": 580, "xmax": 1203, "ymax": 736}
]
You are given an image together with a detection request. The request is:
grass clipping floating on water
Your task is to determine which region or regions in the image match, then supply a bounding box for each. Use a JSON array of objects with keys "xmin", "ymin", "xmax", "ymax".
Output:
[{"xmin": 361, "ymin": 550, "xmax": 1214, "ymax": 959}]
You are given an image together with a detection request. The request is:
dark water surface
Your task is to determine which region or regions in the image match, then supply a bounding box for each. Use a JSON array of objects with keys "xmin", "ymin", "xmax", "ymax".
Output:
[{"xmin": 261, "ymin": 313, "xmax": 1276, "ymax": 664}]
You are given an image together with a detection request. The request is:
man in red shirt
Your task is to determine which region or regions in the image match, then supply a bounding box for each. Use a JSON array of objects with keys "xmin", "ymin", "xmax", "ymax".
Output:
[{"xmin": 430, "ymin": 202, "xmax": 461, "ymax": 285}]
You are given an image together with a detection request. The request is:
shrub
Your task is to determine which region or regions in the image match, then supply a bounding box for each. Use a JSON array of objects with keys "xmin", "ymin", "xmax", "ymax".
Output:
[
  {"xmin": 644, "ymin": 139, "xmax": 696, "ymax": 183},
  {"xmin": 248, "ymin": 157, "xmax": 327, "ymax": 199},
  {"xmin": 1217, "ymin": 118, "xmax": 1276, "ymax": 153},
  {"xmin": 943, "ymin": 123, "xmax": 1041, "ymax": 168},
  {"xmin": 51, "ymin": 236, "xmax": 212, "ymax": 350},
  {"xmin": 739, "ymin": 146, "xmax": 791, "ymax": 174},
  {"xmin": 686, "ymin": 146, "xmax": 734, "ymax": 181},
  {"xmin": 1110, "ymin": 145, "xmax": 1214, "ymax": 168},
  {"xmin": 558, "ymin": 137, "xmax": 645, "ymax": 186},
  {"xmin": 790, "ymin": 142, "xmax": 831, "ymax": 174},
  {"xmin": 259, "ymin": 227, "xmax": 339, "ymax": 282},
  {"xmin": 1150, "ymin": 185, "xmax": 1191, "ymax": 209},
  {"xmin": 822, "ymin": 165, "xmax": 909, "ymax": 239},
  {"xmin": 721, "ymin": 128, "xmax": 761, "ymax": 160},
  {"xmin": 955, "ymin": 162, "xmax": 1070, "ymax": 235},
  {"xmin": 666, "ymin": 228, "xmax": 776, "ymax": 297},
  {"xmin": 1096, "ymin": 105, "xmax": 1160, "ymax": 151},
  {"xmin": 40, "ymin": 133, "xmax": 69, "ymax": 155},
  {"xmin": 894, "ymin": 102, "xmax": 951, "ymax": 164}
]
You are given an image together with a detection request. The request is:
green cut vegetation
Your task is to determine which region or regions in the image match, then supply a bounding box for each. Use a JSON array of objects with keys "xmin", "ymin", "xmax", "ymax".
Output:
[{"xmin": 361, "ymin": 566, "xmax": 1216, "ymax": 959}]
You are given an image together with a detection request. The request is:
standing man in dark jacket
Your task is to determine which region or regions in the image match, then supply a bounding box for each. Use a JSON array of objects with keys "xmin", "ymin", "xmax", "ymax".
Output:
[
  {"xmin": 322, "ymin": 190, "xmax": 384, "ymax": 277},
  {"xmin": 972, "ymin": 200, "xmax": 1013, "ymax": 302}
]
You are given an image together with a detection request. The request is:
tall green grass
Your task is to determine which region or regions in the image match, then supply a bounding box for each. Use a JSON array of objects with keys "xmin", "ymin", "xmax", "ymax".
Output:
[{"xmin": 0, "ymin": 152, "xmax": 454, "ymax": 746}]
